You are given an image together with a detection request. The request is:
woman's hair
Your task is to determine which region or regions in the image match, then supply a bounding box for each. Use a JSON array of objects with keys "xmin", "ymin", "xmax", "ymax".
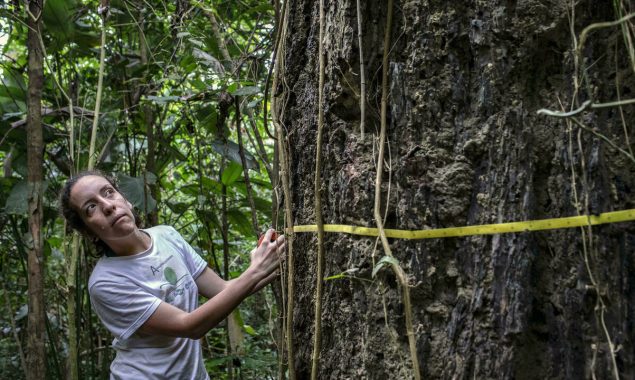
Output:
[{"xmin": 60, "ymin": 170, "xmax": 143, "ymax": 256}]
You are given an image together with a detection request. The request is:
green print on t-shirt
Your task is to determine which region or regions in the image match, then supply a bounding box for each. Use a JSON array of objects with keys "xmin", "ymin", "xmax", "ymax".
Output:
[
  {"xmin": 164, "ymin": 267, "xmax": 177, "ymax": 285},
  {"xmin": 161, "ymin": 266, "xmax": 192, "ymax": 303}
]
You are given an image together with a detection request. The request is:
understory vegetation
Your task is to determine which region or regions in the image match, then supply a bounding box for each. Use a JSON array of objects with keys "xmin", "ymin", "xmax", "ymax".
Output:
[{"xmin": 1, "ymin": 0, "xmax": 281, "ymax": 378}]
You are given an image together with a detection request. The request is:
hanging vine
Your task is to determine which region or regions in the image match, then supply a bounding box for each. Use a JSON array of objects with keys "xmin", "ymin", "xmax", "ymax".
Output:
[
  {"xmin": 373, "ymin": 0, "xmax": 421, "ymax": 378},
  {"xmin": 537, "ymin": 3, "xmax": 635, "ymax": 379},
  {"xmin": 271, "ymin": 0, "xmax": 296, "ymax": 377},
  {"xmin": 310, "ymin": 0, "xmax": 327, "ymax": 377}
]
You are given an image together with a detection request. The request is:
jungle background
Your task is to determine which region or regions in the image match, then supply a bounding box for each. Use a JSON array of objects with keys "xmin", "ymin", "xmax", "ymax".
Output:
[
  {"xmin": 2, "ymin": 0, "xmax": 635, "ymax": 379},
  {"xmin": 1, "ymin": 0, "xmax": 282, "ymax": 379}
]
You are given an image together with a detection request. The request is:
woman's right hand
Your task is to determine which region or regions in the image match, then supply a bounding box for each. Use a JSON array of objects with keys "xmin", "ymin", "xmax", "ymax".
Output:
[{"xmin": 249, "ymin": 229, "xmax": 285, "ymax": 279}]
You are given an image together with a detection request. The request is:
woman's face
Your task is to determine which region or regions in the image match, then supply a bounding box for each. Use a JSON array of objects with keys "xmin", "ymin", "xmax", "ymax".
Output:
[{"xmin": 69, "ymin": 175, "xmax": 137, "ymax": 241}]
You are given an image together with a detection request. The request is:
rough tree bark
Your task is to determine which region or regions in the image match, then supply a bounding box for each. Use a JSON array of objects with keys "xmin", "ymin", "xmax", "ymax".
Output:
[
  {"xmin": 276, "ymin": 0, "xmax": 635, "ymax": 379},
  {"xmin": 26, "ymin": 0, "xmax": 46, "ymax": 378}
]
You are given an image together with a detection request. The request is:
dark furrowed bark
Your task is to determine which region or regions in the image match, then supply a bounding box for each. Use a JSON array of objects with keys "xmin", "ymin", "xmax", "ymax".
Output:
[{"xmin": 278, "ymin": 0, "xmax": 635, "ymax": 378}]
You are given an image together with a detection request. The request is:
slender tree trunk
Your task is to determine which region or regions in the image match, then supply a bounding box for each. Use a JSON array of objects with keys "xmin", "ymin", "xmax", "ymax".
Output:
[
  {"xmin": 65, "ymin": 234, "xmax": 80, "ymax": 380},
  {"xmin": 140, "ymin": 9, "xmax": 159, "ymax": 226},
  {"xmin": 26, "ymin": 1, "xmax": 46, "ymax": 378},
  {"xmin": 278, "ymin": 0, "xmax": 635, "ymax": 378}
]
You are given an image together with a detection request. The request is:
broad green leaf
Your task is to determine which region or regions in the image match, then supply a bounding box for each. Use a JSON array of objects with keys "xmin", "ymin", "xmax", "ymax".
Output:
[
  {"xmin": 227, "ymin": 208, "xmax": 254, "ymax": 236},
  {"xmin": 179, "ymin": 54, "xmax": 197, "ymax": 72},
  {"xmin": 196, "ymin": 105, "xmax": 218, "ymax": 134},
  {"xmin": 180, "ymin": 184, "xmax": 201, "ymax": 197},
  {"xmin": 240, "ymin": 197, "xmax": 272, "ymax": 214},
  {"xmin": 0, "ymin": 177, "xmax": 19, "ymax": 208},
  {"xmin": 189, "ymin": 39, "xmax": 206, "ymax": 49},
  {"xmin": 192, "ymin": 48, "xmax": 224, "ymax": 73},
  {"xmin": 200, "ymin": 177, "xmax": 222, "ymax": 194},
  {"xmin": 231, "ymin": 86, "xmax": 260, "ymax": 97},
  {"xmin": 245, "ymin": 3, "xmax": 275, "ymax": 13},
  {"xmin": 43, "ymin": 0, "xmax": 76, "ymax": 40},
  {"xmin": 116, "ymin": 173, "xmax": 157, "ymax": 213},
  {"xmin": 143, "ymin": 172, "xmax": 158, "ymax": 185},
  {"xmin": 167, "ymin": 201, "xmax": 191, "ymax": 214},
  {"xmin": 221, "ymin": 162, "xmax": 243, "ymax": 186},
  {"xmin": 196, "ymin": 209, "xmax": 220, "ymax": 229},
  {"xmin": 147, "ymin": 95, "xmax": 181, "ymax": 104},
  {"xmin": 247, "ymin": 99, "xmax": 262, "ymax": 108},
  {"xmin": 15, "ymin": 304, "xmax": 28, "ymax": 321},
  {"xmin": 243, "ymin": 324, "xmax": 257, "ymax": 336},
  {"xmin": 3, "ymin": 181, "xmax": 26, "ymax": 214},
  {"xmin": 372, "ymin": 256, "xmax": 400, "ymax": 278},
  {"xmin": 0, "ymin": 77, "xmax": 27, "ymax": 102},
  {"xmin": 205, "ymin": 356, "xmax": 233, "ymax": 371},
  {"xmin": 211, "ymin": 140, "xmax": 260, "ymax": 170},
  {"xmin": 5, "ymin": 180, "xmax": 49, "ymax": 215}
]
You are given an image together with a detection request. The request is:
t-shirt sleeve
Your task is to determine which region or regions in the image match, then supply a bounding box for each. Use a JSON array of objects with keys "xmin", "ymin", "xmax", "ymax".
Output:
[
  {"xmin": 89, "ymin": 280, "xmax": 161, "ymax": 341},
  {"xmin": 168, "ymin": 226, "xmax": 207, "ymax": 279}
]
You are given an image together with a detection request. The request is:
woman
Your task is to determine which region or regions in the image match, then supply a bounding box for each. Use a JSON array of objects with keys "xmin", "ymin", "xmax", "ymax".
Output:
[{"xmin": 60, "ymin": 171, "xmax": 285, "ymax": 379}]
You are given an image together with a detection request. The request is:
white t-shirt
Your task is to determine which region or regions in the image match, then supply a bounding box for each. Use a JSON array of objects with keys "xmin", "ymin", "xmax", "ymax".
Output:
[{"xmin": 88, "ymin": 225, "xmax": 210, "ymax": 380}]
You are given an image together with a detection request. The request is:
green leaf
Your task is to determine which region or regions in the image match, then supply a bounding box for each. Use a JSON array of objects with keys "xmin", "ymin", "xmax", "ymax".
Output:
[
  {"xmin": 227, "ymin": 208, "xmax": 254, "ymax": 236},
  {"xmin": 240, "ymin": 197, "xmax": 272, "ymax": 214},
  {"xmin": 195, "ymin": 105, "xmax": 218, "ymax": 134},
  {"xmin": 43, "ymin": 0, "xmax": 77, "ymax": 44},
  {"xmin": 247, "ymin": 99, "xmax": 262, "ymax": 108},
  {"xmin": 179, "ymin": 53, "xmax": 197, "ymax": 72},
  {"xmin": 245, "ymin": 3, "xmax": 275, "ymax": 14},
  {"xmin": 221, "ymin": 162, "xmax": 243, "ymax": 186},
  {"xmin": 179, "ymin": 184, "xmax": 201, "ymax": 197},
  {"xmin": 243, "ymin": 324, "xmax": 257, "ymax": 336},
  {"xmin": 15, "ymin": 304, "xmax": 28, "ymax": 321},
  {"xmin": 116, "ymin": 173, "xmax": 157, "ymax": 213},
  {"xmin": 211, "ymin": 140, "xmax": 260, "ymax": 171},
  {"xmin": 231, "ymin": 86, "xmax": 260, "ymax": 96},
  {"xmin": 0, "ymin": 178, "xmax": 19, "ymax": 211},
  {"xmin": 205, "ymin": 356, "xmax": 233, "ymax": 371},
  {"xmin": 200, "ymin": 177, "xmax": 222, "ymax": 195},
  {"xmin": 192, "ymin": 48, "xmax": 224, "ymax": 73},
  {"xmin": 4, "ymin": 180, "xmax": 49, "ymax": 215},
  {"xmin": 188, "ymin": 39, "xmax": 206, "ymax": 49},
  {"xmin": 372, "ymin": 256, "xmax": 400, "ymax": 278},
  {"xmin": 166, "ymin": 201, "xmax": 191, "ymax": 214},
  {"xmin": 146, "ymin": 95, "xmax": 181, "ymax": 104}
]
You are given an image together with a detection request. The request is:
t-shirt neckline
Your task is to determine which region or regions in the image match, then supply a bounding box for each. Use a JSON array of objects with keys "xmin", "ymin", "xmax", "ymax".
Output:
[{"xmin": 103, "ymin": 229, "xmax": 154, "ymax": 260}]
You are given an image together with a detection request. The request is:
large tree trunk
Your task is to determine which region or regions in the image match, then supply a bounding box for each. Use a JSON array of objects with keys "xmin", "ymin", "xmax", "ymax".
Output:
[
  {"xmin": 276, "ymin": 0, "xmax": 635, "ymax": 378},
  {"xmin": 26, "ymin": 0, "xmax": 46, "ymax": 378}
]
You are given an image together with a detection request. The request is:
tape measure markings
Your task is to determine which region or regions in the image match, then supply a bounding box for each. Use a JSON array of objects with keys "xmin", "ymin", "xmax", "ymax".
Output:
[{"xmin": 290, "ymin": 209, "xmax": 635, "ymax": 240}]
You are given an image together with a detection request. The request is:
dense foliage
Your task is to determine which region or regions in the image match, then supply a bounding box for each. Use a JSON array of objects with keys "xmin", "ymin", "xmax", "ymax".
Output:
[{"xmin": 0, "ymin": 0, "xmax": 280, "ymax": 378}]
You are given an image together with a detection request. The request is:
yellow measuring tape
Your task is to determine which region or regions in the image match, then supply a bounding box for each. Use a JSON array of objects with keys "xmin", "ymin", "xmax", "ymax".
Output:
[{"xmin": 291, "ymin": 209, "xmax": 635, "ymax": 239}]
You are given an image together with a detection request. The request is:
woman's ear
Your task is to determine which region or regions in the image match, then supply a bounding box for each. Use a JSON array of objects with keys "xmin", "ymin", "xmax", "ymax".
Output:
[{"xmin": 127, "ymin": 200, "xmax": 133, "ymax": 209}]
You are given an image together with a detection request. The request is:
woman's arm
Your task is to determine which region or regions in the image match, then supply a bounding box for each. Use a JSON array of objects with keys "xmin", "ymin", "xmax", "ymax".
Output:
[
  {"xmin": 195, "ymin": 267, "xmax": 228, "ymax": 299},
  {"xmin": 138, "ymin": 230, "xmax": 284, "ymax": 339},
  {"xmin": 196, "ymin": 266, "xmax": 280, "ymax": 299}
]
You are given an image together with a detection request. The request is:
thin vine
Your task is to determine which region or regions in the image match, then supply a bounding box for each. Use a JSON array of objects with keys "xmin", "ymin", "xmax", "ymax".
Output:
[
  {"xmin": 373, "ymin": 0, "xmax": 421, "ymax": 378},
  {"xmin": 310, "ymin": 0, "xmax": 327, "ymax": 377},
  {"xmin": 356, "ymin": 0, "xmax": 366, "ymax": 138},
  {"xmin": 543, "ymin": 4, "xmax": 629, "ymax": 379},
  {"xmin": 87, "ymin": 7, "xmax": 108, "ymax": 170},
  {"xmin": 271, "ymin": 0, "xmax": 296, "ymax": 377}
]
